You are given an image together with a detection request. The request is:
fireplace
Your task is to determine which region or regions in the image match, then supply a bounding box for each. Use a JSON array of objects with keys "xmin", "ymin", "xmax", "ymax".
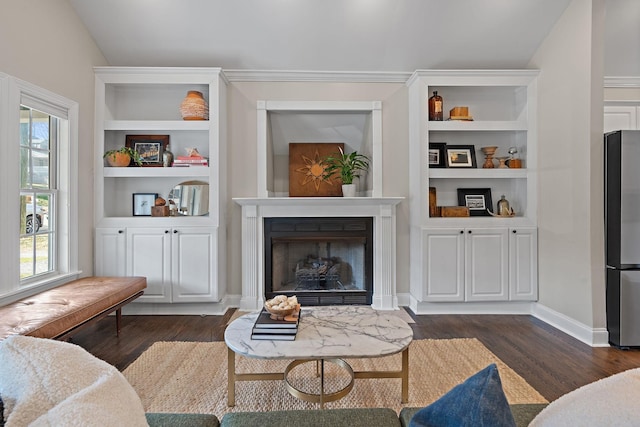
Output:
[{"xmin": 264, "ymin": 217, "xmax": 373, "ymax": 305}]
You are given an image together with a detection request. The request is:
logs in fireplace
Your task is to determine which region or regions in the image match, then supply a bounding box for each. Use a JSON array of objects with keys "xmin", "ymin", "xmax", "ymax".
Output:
[{"xmin": 264, "ymin": 217, "xmax": 373, "ymax": 305}]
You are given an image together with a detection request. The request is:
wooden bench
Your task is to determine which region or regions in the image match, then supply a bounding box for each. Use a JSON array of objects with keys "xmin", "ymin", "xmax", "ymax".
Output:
[{"xmin": 0, "ymin": 276, "xmax": 146, "ymax": 341}]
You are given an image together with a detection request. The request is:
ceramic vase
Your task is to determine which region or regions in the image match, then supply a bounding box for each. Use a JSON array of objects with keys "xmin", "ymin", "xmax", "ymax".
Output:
[
  {"xmin": 341, "ymin": 184, "xmax": 356, "ymax": 197},
  {"xmin": 180, "ymin": 91, "xmax": 209, "ymax": 120},
  {"xmin": 105, "ymin": 152, "xmax": 131, "ymax": 167}
]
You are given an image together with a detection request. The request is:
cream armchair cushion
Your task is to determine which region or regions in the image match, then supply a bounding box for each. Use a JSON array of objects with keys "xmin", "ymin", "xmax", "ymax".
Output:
[{"xmin": 0, "ymin": 335, "xmax": 147, "ymax": 427}]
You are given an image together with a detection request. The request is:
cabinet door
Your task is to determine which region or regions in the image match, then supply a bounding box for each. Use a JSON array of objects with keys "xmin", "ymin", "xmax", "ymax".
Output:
[
  {"xmin": 423, "ymin": 228, "xmax": 465, "ymax": 301},
  {"xmin": 465, "ymin": 228, "xmax": 508, "ymax": 301},
  {"xmin": 171, "ymin": 227, "xmax": 218, "ymax": 302},
  {"xmin": 126, "ymin": 227, "xmax": 172, "ymax": 303},
  {"xmin": 95, "ymin": 228, "xmax": 126, "ymax": 276},
  {"xmin": 509, "ymin": 227, "xmax": 538, "ymax": 300},
  {"xmin": 604, "ymin": 106, "xmax": 638, "ymax": 133}
]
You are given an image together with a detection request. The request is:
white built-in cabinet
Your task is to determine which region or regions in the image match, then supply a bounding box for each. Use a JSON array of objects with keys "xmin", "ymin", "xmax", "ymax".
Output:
[
  {"xmin": 407, "ymin": 70, "xmax": 539, "ymax": 310},
  {"xmin": 93, "ymin": 67, "xmax": 227, "ymax": 307}
]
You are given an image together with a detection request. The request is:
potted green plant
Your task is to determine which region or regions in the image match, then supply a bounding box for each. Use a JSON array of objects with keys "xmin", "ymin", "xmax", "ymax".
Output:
[
  {"xmin": 323, "ymin": 147, "xmax": 370, "ymax": 197},
  {"xmin": 103, "ymin": 146, "xmax": 143, "ymax": 167}
]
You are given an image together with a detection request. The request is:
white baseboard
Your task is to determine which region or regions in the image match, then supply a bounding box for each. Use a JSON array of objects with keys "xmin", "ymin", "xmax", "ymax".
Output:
[{"xmin": 532, "ymin": 303, "xmax": 610, "ymax": 347}]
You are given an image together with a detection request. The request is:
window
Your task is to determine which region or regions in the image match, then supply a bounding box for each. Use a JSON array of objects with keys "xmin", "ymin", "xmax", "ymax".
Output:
[
  {"xmin": 19, "ymin": 106, "xmax": 57, "ymax": 280},
  {"xmin": 0, "ymin": 73, "xmax": 79, "ymax": 300}
]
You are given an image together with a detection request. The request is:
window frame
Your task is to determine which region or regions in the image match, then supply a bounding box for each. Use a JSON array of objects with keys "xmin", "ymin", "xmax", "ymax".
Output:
[{"xmin": 0, "ymin": 73, "xmax": 80, "ymax": 303}]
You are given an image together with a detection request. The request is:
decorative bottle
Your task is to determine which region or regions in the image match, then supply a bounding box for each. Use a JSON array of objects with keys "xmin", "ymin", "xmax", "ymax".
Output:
[
  {"xmin": 497, "ymin": 195, "xmax": 512, "ymax": 216},
  {"xmin": 163, "ymin": 145, "xmax": 174, "ymax": 167},
  {"xmin": 180, "ymin": 90, "xmax": 209, "ymax": 120},
  {"xmin": 428, "ymin": 91, "xmax": 443, "ymax": 121}
]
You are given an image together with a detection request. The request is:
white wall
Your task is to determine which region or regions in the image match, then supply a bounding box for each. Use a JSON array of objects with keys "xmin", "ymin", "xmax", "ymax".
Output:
[
  {"xmin": 0, "ymin": 0, "xmax": 107, "ymax": 278},
  {"xmin": 226, "ymin": 81, "xmax": 410, "ymax": 297},
  {"xmin": 604, "ymin": 0, "xmax": 640, "ymax": 76},
  {"xmin": 528, "ymin": 0, "xmax": 606, "ymax": 332}
]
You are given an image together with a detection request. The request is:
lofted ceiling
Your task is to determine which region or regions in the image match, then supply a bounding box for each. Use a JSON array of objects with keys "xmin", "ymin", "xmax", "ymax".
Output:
[{"xmin": 68, "ymin": 0, "xmax": 574, "ymax": 72}]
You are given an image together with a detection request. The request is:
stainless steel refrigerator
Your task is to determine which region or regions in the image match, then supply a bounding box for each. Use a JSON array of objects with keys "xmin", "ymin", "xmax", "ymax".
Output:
[{"xmin": 605, "ymin": 130, "xmax": 640, "ymax": 348}]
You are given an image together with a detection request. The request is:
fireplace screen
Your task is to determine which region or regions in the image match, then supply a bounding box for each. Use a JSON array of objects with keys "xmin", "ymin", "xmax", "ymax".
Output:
[{"xmin": 265, "ymin": 217, "xmax": 373, "ymax": 305}]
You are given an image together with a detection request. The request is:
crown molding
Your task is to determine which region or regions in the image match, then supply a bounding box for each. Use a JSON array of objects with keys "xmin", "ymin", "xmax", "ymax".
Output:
[
  {"xmin": 223, "ymin": 69, "xmax": 411, "ymax": 83},
  {"xmin": 604, "ymin": 76, "xmax": 640, "ymax": 88}
]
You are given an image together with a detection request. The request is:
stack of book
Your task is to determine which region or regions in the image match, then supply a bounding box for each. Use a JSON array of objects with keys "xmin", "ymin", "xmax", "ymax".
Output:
[
  {"xmin": 172, "ymin": 155, "xmax": 209, "ymax": 167},
  {"xmin": 251, "ymin": 307, "xmax": 300, "ymax": 341}
]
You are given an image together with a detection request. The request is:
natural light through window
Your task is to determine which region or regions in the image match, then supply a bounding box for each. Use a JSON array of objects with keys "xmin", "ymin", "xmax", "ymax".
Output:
[{"xmin": 19, "ymin": 105, "xmax": 58, "ymax": 280}]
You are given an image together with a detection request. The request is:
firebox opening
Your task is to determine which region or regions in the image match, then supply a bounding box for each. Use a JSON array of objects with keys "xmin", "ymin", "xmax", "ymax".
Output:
[{"xmin": 265, "ymin": 217, "xmax": 373, "ymax": 306}]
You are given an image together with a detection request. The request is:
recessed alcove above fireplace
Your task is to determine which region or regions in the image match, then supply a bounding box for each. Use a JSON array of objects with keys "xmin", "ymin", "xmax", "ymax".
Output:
[{"xmin": 256, "ymin": 100, "xmax": 383, "ymax": 198}]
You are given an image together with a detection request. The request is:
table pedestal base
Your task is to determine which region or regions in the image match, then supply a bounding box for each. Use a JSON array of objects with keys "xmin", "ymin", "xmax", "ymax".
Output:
[
  {"xmin": 227, "ymin": 347, "xmax": 409, "ymax": 408},
  {"xmin": 284, "ymin": 359, "xmax": 354, "ymax": 409}
]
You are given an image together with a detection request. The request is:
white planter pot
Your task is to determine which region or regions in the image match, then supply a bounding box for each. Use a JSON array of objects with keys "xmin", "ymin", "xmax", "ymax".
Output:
[{"xmin": 341, "ymin": 184, "xmax": 356, "ymax": 197}]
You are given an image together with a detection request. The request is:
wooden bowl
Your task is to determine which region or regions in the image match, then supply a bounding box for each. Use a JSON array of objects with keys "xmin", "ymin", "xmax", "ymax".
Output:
[{"xmin": 264, "ymin": 305, "xmax": 296, "ymax": 320}]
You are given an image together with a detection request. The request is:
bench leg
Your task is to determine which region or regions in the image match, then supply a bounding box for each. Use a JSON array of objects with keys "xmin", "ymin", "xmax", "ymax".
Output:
[{"xmin": 116, "ymin": 308, "xmax": 122, "ymax": 336}]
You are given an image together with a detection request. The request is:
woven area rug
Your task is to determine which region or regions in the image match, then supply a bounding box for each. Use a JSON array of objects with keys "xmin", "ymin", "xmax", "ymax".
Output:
[{"xmin": 123, "ymin": 339, "xmax": 546, "ymax": 419}]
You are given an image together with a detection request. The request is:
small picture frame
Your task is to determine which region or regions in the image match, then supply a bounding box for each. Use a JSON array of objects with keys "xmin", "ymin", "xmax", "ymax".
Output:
[
  {"xmin": 126, "ymin": 135, "xmax": 169, "ymax": 167},
  {"xmin": 457, "ymin": 188, "xmax": 493, "ymax": 216},
  {"xmin": 446, "ymin": 145, "xmax": 477, "ymax": 168},
  {"xmin": 132, "ymin": 193, "xmax": 158, "ymax": 216},
  {"xmin": 428, "ymin": 143, "xmax": 447, "ymax": 168}
]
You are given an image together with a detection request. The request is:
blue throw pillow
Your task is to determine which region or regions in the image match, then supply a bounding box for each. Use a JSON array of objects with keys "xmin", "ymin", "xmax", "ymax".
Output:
[{"xmin": 409, "ymin": 363, "xmax": 516, "ymax": 427}]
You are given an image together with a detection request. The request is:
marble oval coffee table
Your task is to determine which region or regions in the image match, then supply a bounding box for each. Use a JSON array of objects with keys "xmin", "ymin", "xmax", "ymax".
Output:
[{"xmin": 224, "ymin": 305, "xmax": 414, "ymax": 408}]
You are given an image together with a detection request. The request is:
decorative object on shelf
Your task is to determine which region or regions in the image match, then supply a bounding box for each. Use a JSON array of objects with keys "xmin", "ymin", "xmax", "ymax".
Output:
[
  {"xmin": 173, "ymin": 148, "xmax": 208, "ymax": 167},
  {"xmin": 428, "ymin": 142, "xmax": 447, "ymax": 168},
  {"xmin": 480, "ymin": 146, "xmax": 498, "ymax": 169},
  {"xmin": 507, "ymin": 147, "xmax": 522, "ymax": 168},
  {"xmin": 180, "ymin": 90, "xmax": 209, "ymax": 120},
  {"xmin": 151, "ymin": 197, "xmax": 170, "ymax": 217},
  {"xmin": 167, "ymin": 181, "xmax": 209, "ymax": 216},
  {"xmin": 428, "ymin": 91, "xmax": 443, "ymax": 121},
  {"xmin": 449, "ymin": 106, "xmax": 473, "ymax": 121},
  {"xmin": 495, "ymin": 156, "xmax": 509, "ymax": 168},
  {"xmin": 162, "ymin": 145, "xmax": 174, "ymax": 167},
  {"xmin": 429, "ymin": 187, "xmax": 438, "ymax": 217},
  {"xmin": 445, "ymin": 145, "xmax": 477, "ymax": 168},
  {"xmin": 323, "ymin": 146, "xmax": 371, "ymax": 198},
  {"xmin": 440, "ymin": 206, "xmax": 470, "ymax": 217},
  {"xmin": 132, "ymin": 193, "xmax": 158, "ymax": 216},
  {"xmin": 125, "ymin": 135, "xmax": 169, "ymax": 167},
  {"xmin": 489, "ymin": 195, "xmax": 516, "ymax": 217},
  {"xmin": 457, "ymin": 188, "xmax": 493, "ymax": 217},
  {"xmin": 103, "ymin": 146, "xmax": 143, "ymax": 167},
  {"xmin": 288, "ymin": 143, "xmax": 345, "ymax": 197}
]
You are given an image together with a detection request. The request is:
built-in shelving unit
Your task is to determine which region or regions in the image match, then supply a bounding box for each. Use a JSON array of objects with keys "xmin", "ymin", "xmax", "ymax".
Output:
[
  {"xmin": 407, "ymin": 70, "xmax": 539, "ymax": 312},
  {"xmin": 93, "ymin": 67, "xmax": 227, "ymax": 312}
]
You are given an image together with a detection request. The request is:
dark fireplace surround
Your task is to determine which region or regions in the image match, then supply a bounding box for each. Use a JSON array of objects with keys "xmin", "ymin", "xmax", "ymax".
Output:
[{"xmin": 264, "ymin": 217, "xmax": 373, "ymax": 305}]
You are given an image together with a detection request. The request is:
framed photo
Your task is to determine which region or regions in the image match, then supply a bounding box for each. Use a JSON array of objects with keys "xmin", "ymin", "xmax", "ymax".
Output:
[
  {"xmin": 126, "ymin": 135, "xmax": 169, "ymax": 167},
  {"xmin": 132, "ymin": 193, "xmax": 158, "ymax": 216},
  {"xmin": 446, "ymin": 145, "xmax": 477, "ymax": 168},
  {"xmin": 428, "ymin": 143, "xmax": 447, "ymax": 168},
  {"xmin": 457, "ymin": 188, "xmax": 493, "ymax": 216}
]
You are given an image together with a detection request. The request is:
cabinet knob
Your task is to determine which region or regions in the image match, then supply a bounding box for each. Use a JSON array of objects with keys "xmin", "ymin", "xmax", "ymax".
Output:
[
  {"xmin": 118, "ymin": 230, "xmax": 123, "ymax": 234},
  {"xmin": 459, "ymin": 230, "xmax": 464, "ymax": 234},
  {"xmin": 468, "ymin": 230, "xmax": 472, "ymax": 234},
  {"xmin": 173, "ymin": 229, "xmax": 178, "ymax": 234},
  {"xmin": 513, "ymin": 230, "xmax": 517, "ymax": 234},
  {"xmin": 165, "ymin": 230, "xmax": 170, "ymax": 234}
]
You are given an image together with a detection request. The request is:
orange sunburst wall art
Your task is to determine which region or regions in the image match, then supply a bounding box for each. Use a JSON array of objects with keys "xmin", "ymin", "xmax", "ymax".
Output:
[{"xmin": 288, "ymin": 143, "xmax": 344, "ymax": 197}]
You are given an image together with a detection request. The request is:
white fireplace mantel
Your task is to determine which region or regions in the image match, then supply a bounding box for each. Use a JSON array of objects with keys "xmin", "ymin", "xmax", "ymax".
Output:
[{"xmin": 234, "ymin": 197, "xmax": 403, "ymax": 311}]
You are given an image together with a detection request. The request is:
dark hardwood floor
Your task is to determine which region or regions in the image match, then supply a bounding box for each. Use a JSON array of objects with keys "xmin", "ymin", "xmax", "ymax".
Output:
[{"xmin": 70, "ymin": 309, "xmax": 640, "ymax": 402}]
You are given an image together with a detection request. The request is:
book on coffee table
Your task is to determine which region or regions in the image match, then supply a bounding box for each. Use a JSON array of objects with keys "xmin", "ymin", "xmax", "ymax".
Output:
[
  {"xmin": 250, "ymin": 331, "xmax": 297, "ymax": 341},
  {"xmin": 252, "ymin": 307, "xmax": 300, "ymax": 330}
]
